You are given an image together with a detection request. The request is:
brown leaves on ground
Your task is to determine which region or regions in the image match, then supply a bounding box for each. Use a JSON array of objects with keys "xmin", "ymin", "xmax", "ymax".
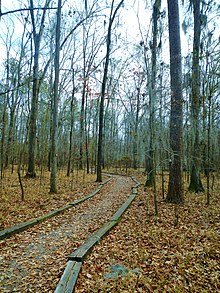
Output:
[
  {"xmin": 0, "ymin": 170, "xmax": 219, "ymax": 292},
  {"xmin": 0, "ymin": 173, "xmax": 133, "ymax": 292},
  {"xmin": 0, "ymin": 169, "xmax": 99, "ymax": 229},
  {"xmin": 76, "ymin": 174, "xmax": 220, "ymax": 292}
]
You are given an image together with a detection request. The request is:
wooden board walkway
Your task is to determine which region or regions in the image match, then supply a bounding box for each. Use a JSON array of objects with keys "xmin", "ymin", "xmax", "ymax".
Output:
[
  {"xmin": 55, "ymin": 177, "xmax": 141, "ymax": 293},
  {"xmin": 0, "ymin": 177, "xmax": 112, "ymax": 240}
]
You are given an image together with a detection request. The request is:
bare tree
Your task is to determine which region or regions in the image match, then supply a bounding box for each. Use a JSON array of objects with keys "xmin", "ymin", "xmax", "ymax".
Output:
[
  {"xmin": 166, "ymin": 0, "xmax": 184, "ymax": 203},
  {"xmin": 96, "ymin": 0, "xmax": 124, "ymax": 182},
  {"xmin": 50, "ymin": 0, "xmax": 61, "ymax": 193},
  {"xmin": 188, "ymin": 0, "xmax": 204, "ymax": 192},
  {"xmin": 145, "ymin": 0, "xmax": 161, "ymax": 186},
  {"xmin": 26, "ymin": 0, "xmax": 52, "ymax": 177}
]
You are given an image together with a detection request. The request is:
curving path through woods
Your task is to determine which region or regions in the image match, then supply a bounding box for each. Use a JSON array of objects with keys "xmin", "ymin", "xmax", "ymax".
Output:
[{"xmin": 0, "ymin": 175, "xmax": 134, "ymax": 292}]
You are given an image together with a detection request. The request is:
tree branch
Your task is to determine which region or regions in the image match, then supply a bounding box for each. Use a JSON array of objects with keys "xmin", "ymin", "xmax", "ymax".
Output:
[{"xmin": 0, "ymin": 7, "xmax": 57, "ymax": 18}]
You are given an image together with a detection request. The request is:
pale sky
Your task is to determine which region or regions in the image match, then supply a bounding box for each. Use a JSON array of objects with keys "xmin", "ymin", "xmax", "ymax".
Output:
[{"xmin": 0, "ymin": 0, "xmax": 208, "ymax": 65}]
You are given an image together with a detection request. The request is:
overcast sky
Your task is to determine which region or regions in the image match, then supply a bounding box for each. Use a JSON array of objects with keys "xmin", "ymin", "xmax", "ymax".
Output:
[{"xmin": 0, "ymin": 0, "xmax": 205, "ymax": 66}]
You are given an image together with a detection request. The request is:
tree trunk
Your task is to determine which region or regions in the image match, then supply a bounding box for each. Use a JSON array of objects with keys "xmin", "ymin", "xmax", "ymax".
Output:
[
  {"xmin": 188, "ymin": 0, "xmax": 204, "ymax": 193},
  {"xmin": 133, "ymin": 87, "xmax": 140, "ymax": 170},
  {"xmin": 96, "ymin": 0, "xmax": 124, "ymax": 182},
  {"xmin": 5, "ymin": 105, "xmax": 15, "ymax": 169},
  {"xmin": 145, "ymin": 0, "xmax": 160, "ymax": 186},
  {"xmin": 27, "ymin": 0, "xmax": 51, "ymax": 178},
  {"xmin": 5, "ymin": 19, "xmax": 28, "ymax": 170},
  {"xmin": 79, "ymin": 77, "xmax": 86, "ymax": 170},
  {"xmin": 67, "ymin": 67, "xmax": 75, "ymax": 177},
  {"xmin": 0, "ymin": 98, "xmax": 7, "ymax": 179},
  {"xmin": 50, "ymin": 0, "xmax": 61, "ymax": 193},
  {"xmin": 166, "ymin": 0, "xmax": 184, "ymax": 204}
]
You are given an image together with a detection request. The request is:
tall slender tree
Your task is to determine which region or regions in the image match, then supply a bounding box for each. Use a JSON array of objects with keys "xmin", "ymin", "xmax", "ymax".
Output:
[
  {"xmin": 166, "ymin": 0, "xmax": 184, "ymax": 203},
  {"xmin": 188, "ymin": 0, "xmax": 204, "ymax": 192},
  {"xmin": 50, "ymin": 0, "xmax": 61, "ymax": 193},
  {"xmin": 67, "ymin": 64, "xmax": 76, "ymax": 177},
  {"xmin": 96, "ymin": 0, "xmax": 124, "ymax": 182},
  {"xmin": 26, "ymin": 0, "xmax": 51, "ymax": 177},
  {"xmin": 145, "ymin": 0, "xmax": 161, "ymax": 186}
]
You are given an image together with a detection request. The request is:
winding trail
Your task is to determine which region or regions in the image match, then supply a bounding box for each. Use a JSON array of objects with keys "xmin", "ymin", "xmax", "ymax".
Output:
[{"xmin": 0, "ymin": 175, "xmax": 134, "ymax": 292}]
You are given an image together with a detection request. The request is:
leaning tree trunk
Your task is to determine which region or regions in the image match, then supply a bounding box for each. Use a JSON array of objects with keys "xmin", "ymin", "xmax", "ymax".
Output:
[
  {"xmin": 188, "ymin": 0, "xmax": 204, "ymax": 193},
  {"xmin": 166, "ymin": 0, "xmax": 184, "ymax": 204}
]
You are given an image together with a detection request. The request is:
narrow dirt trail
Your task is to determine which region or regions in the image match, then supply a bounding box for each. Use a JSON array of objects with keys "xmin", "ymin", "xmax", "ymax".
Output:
[{"xmin": 0, "ymin": 175, "xmax": 134, "ymax": 292}]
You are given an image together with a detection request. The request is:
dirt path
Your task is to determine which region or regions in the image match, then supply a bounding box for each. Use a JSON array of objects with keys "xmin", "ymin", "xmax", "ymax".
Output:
[{"xmin": 0, "ymin": 175, "xmax": 134, "ymax": 292}]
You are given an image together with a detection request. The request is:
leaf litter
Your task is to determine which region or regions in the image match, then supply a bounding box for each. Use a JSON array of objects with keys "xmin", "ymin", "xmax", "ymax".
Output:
[
  {"xmin": 76, "ymin": 174, "xmax": 220, "ymax": 292},
  {"xmin": 0, "ymin": 172, "xmax": 134, "ymax": 292},
  {"xmin": 0, "ymin": 171, "xmax": 219, "ymax": 292}
]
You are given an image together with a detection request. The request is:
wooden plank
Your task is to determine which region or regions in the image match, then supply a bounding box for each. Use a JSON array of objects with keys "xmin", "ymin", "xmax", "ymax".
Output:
[
  {"xmin": 0, "ymin": 205, "xmax": 73, "ymax": 240},
  {"xmin": 95, "ymin": 220, "xmax": 118, "ymax": 239},
  {"xmin": 68, "ymin": 197, "xmax": 88, "ymax": 206},
  {"xmin": 110, "ymin": 194, "xmax": 136, "ymax": 222},
  {"xmin": 0, "ymin": 219, "xmax": 37, "ymax": 240},
  {"xmin": 55, "ymin": 177, "xmax": 138, "ymax": 292},
  {"xmin": 131, "ymin": 176, "xmax": 141, "ymax": 187},
  {"xmin": 132, "ymin": 187, "xmax": 137, "ymax": 194},
  {"xmin": 68, "ymin": 178, "xmax": 110, "ymax": 206},
  {"xmin": 36, "ymin": 205, "xmax": 72, "ymax": 223},
  {"xmin": 84, "ymin": 188, "xmax": 101, "ymax": 199},
  {"xmin": 69, "ymin": 235, "xmax": 100, "ymax": 262},
  {"xmin": 102, "ymin": 177, "xmax": 112, "ymax": 184},
  {"xmin": 134, "ymin": 183, "xmax": 141, "ymax": 188},
  {"xmin": 54, "ymin": 260, "xmax": 82, "ymax": 293}
]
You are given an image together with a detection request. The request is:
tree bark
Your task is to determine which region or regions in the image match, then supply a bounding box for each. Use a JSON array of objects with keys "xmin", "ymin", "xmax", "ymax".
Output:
[
  {"xmin": 27, "ymin": 0, "xmax": 51, "ymax": 178},
  {"xmin": 145, "ymin": 0, "xmax": 160, "ymax": 187},
  {"xmin": 50, "ymin": 0, "xmax": 61, "ymax": 193},
  {"xmin": 188, "ymin": 0, "xmax": 204, "ymax": 193},
  {"xmin": 79, "ymin": 48, "xmax": 86, "ymax": 170},
  {"xmin": 96, "ymin": 0, "xmax": 124, "ymax": 182},
  {"xmin": 166, "ymin": 0, "xmax": 184, "ymax": 204},
  {"xmin": 67, "ymin": 67, "xmax": 75, "ymax": 177}
]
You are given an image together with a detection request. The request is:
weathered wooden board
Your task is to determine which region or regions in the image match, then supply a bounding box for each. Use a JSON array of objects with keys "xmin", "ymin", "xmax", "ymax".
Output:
[
  {"xmin": 132, "ymin": 187, "xmax": 138, "ymax": 194},
  {"xmin": 0, "ymin": 205, "xmax": 73, "ymax": 240},
  {"xmin": 102, "ymin": 177, "xmax": 112, "ymax": 184},
  {"xmin": 68, "ymin": 235, "xmax": 100, "ymax": 262},
  {"xmin": 37, "ymin": 205, "xmax": 73, "ymax": 222},
  {"xmin": 110, "ymin": 194, "xmax": 136, "ymax": 222},
  {"xmin": 55, "ymin": 175, "xmax": 140, "ymax": 292},
  {"xmin": 68, "ymin": 197, "xmax": 88, "ymax": 206},
  {"xmin": 95, "ymin": 220, "xmax": 118, "ymax": 239},
  {"xmin": 131, "ymin": 176, "xmax": 141, "ymax": 187},
  {"xmin": 68, "ymin": 176, "xmax": 112, "ymax": 205},
  {"xmin": 0, "ymin": 219, "xmax": 37, "ymax": 240},
  {"xmin": 54, "ymin": 260, "xmax": 82, "ymax": 293}
]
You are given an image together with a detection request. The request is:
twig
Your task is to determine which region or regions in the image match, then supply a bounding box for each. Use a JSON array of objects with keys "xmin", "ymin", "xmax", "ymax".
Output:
[{"xmin": 18, "ymin": 170, "xmax": 25, "ymax": 201}]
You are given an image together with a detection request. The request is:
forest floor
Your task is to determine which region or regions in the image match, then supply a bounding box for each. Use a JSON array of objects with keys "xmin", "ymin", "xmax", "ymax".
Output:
[{"xmin": 0, "ymin": 169, "xmax": 219, "ymax": 292}]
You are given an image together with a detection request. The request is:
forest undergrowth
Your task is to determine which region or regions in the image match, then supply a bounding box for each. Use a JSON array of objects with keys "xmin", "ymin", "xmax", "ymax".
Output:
[{"xmin": 0, "ymin": 168, "xmax": 219, "ymax": 292}]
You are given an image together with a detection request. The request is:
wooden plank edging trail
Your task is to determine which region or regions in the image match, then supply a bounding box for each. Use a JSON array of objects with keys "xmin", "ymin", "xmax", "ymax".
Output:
[
  {"xmin": 55, "ymin": 176, "xmax": 141, "ymax": 293},
  {"xmin": 0, "ymin": 176, "xmax": 112, "ymax": 241}
]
